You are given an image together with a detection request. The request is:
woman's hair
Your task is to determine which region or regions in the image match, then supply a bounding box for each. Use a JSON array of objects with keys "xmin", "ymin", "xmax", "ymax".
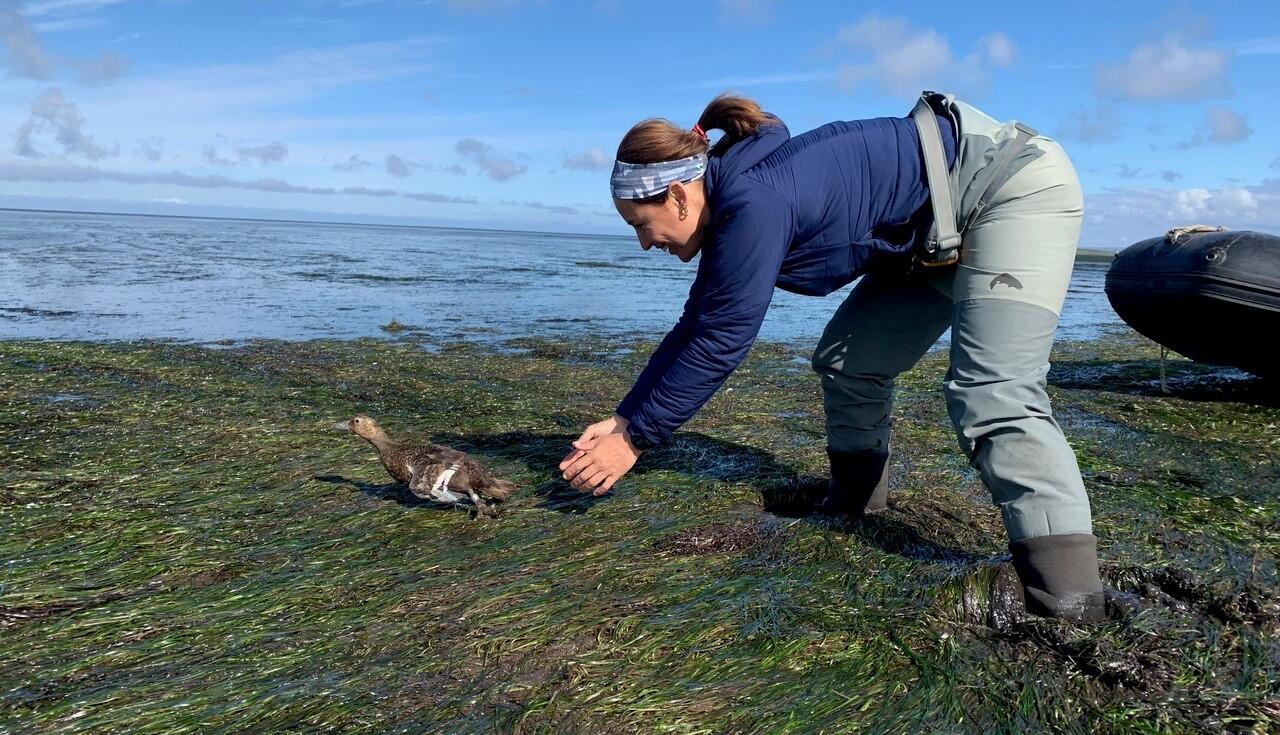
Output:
[{"xmin": 614, "ymin": 94, "xmax": 772, "ymax": 202}]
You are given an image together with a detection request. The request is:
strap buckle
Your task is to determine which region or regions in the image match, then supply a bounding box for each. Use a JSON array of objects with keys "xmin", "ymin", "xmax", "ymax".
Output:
[{"xmin": 918, "ymin": 248, "xmax": 960, "ymax": 267}]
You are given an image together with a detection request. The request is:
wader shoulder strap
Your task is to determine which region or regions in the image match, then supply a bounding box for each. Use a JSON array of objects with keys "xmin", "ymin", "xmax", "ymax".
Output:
[
  {"xmin": 911, "ymin": 94, "xmax": 960, "ymax": 265},
  {"xmin": 958, "ymin": 121, "xmax": 1042, "ymax": 235}
]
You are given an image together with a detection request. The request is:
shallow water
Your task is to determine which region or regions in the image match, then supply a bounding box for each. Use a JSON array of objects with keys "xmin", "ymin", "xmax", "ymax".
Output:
[{"xmin": 0, "ymin": 209, "xmax": 1122, "ymax": 345}]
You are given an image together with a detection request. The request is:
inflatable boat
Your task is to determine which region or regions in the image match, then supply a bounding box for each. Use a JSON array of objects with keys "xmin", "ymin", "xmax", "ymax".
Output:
[{"xmin": 1104, "ymin": 227, "xmax": 1280, "ymax": 379}]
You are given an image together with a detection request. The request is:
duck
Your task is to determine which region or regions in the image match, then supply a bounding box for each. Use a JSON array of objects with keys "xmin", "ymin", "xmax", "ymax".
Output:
[{"xmin": 335, "ymin": 415, "xmax": 516, "ymax": 516}]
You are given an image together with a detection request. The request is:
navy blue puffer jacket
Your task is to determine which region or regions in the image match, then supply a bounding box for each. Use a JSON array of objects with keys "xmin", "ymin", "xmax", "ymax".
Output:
[{"xmin": 617, "ymin": 112, "xmax": 957, "ymax": 447}]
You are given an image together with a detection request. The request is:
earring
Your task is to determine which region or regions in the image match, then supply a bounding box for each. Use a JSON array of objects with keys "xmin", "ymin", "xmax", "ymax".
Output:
[{"xmin": 678, "ymin": 202, "xmax": 688, "ymax": 220}]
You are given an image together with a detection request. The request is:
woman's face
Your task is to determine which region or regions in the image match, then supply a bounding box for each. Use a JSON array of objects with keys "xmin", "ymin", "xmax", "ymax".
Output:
[{"xmin": 614, "ymin": 180, "xmax": 708, "ymax": 263}]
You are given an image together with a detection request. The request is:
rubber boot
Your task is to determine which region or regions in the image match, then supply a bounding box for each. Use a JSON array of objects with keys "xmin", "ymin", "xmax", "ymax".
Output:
[
  {"xmin": 1009, "ymin": 533, "xmax": 1106, "ymax": 622},
  {"xmin": 819, "ymin": 447, "xmax": 890, "ymax": 519}
]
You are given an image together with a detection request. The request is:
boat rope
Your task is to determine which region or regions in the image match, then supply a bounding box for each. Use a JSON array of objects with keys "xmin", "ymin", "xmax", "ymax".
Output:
[
  {"xmin": 1165, "ymin": 224, "xmax": 1226, "ymax": 243},
  {"xmin": 1159, "ymin": 346, "xmax": 1170, "ymax": 394}
]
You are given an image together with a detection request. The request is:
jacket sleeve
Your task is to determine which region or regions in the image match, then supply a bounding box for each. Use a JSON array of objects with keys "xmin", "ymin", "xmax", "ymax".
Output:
[
  {"xmin": 619, "ymin": 189, "xmax": 793, "ymax": 446},
  {"xmin": 615, "ymin": 261, "xmax": 708, "ymax": 418}
]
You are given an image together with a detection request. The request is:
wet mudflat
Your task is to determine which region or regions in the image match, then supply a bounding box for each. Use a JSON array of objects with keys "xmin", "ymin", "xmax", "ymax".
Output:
[{"xmin": 1, "ymin": 330, "xmax": 1277, "ymax": 734}]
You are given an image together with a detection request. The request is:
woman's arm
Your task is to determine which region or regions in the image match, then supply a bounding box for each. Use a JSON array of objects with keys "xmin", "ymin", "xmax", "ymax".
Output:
[
  {"xmin": 621, "ymin": 190, "xmax": 793, "ymax": 447},
  {"xmin": 562, "ymin": 187, "xmax": 793, "ymax": 493},
  {"xmin": 615, "ymin": 260, "xmax": 709, "ymax": 418}
]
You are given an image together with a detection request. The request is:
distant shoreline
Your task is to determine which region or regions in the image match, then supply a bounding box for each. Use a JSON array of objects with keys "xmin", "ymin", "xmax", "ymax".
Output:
[{"xmin": 1075, "ymin": 248, "xmax": 1117, "ymax": 263}]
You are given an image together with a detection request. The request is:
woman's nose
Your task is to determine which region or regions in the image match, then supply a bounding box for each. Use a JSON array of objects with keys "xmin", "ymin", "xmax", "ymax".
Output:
[{"xmin": 638, "ymin": 236, "xmax": 653, "ymax": 251}]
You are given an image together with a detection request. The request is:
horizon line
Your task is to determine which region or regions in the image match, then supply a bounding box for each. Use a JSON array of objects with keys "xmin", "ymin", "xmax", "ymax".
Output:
[
  {"xmin": 0, "ymin": 206, "xmax": 633, "ymax": 241},
  {"xmin": 0, "ymin": 206, "xmax": 1126, "ymax": 254}
]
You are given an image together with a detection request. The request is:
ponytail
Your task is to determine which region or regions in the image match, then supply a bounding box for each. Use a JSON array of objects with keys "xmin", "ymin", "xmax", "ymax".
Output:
[
  {"xmin": 696, "ymin": 93, "xmax": 772, "ymax": 157},
  {"xmin": 615, "ymin": 92, "xmax": 773, "ymax": 166}
]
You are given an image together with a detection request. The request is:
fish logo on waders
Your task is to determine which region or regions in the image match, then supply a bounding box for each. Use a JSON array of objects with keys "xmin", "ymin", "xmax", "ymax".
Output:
[{"xmin": 990, "ymin": 273, "xmax": 1024, "ymax": 290}]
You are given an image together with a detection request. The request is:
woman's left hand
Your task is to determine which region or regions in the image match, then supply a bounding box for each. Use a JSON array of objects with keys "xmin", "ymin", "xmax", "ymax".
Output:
[{"xmin": 559, "ymin": 431, "xmax": 641, "ymax": 496}]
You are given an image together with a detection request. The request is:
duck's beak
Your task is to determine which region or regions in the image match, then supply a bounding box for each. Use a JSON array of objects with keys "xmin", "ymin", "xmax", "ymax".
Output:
[{"xmin": 333, "ymin": 421, "xmax": 350, "ymax": 431}]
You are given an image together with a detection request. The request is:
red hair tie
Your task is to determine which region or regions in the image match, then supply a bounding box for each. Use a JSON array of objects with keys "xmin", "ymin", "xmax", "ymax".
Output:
[{"xmin": 692, "ymin": 123, "xmax": 708, "ymax": 143}]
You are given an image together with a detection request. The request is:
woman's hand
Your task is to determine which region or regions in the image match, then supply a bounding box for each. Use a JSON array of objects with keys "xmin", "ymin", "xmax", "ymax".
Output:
[{"xmin": 559, "ymin": 415, "xmax": 641, "ymax": 495}]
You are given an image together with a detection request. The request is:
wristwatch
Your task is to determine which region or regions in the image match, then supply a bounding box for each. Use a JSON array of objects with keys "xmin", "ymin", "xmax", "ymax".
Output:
[{"xmin": 625, "ymin": 425, "xmax": 656, "ymax": 452}]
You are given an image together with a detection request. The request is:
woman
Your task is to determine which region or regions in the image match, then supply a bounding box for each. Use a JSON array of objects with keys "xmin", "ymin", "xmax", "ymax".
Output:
[{"xmin": 558, "ymin": 92, "xmax": 1106, "ymax": 621}]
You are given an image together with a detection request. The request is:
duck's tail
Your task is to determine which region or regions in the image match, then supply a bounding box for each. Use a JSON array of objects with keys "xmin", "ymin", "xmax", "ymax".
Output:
[{"xmin": 485, "ymin": 477, "xmax": 517, "ymax": 501}]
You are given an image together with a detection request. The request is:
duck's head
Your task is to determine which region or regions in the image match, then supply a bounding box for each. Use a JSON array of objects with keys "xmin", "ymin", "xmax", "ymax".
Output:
[{"xmin": 333, "ymin": 415, "xmax": 384, "ymax": 440}]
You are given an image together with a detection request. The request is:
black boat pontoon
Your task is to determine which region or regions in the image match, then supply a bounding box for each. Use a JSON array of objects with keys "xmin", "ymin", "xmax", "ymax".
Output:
[{"xmin": 1105, "ymin": 227, "xmax": 1280, "ymax": 380}]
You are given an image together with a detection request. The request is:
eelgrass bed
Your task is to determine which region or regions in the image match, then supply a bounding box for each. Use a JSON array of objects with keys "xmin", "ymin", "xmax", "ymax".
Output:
[{"xmin": 1, "ymin": 331, "xmax": 1277, "ymax": 734}]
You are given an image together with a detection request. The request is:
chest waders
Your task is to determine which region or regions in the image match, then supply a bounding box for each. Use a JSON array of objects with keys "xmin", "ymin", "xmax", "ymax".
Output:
[{"xmin": 813, "ymin": 92, "xmax": 1107, "ymax": 621}]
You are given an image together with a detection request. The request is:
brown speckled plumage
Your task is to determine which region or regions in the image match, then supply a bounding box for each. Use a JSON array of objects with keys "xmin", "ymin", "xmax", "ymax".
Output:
[{"xmin": 336, "ymin": 415, "xmax": 515, "ymax": 515}]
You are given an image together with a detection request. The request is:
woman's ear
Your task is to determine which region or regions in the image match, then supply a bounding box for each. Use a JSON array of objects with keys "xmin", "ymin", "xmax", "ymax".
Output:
[{"xmin": 667, "ymin": 181, "xmax": 687, "ymax": 208}]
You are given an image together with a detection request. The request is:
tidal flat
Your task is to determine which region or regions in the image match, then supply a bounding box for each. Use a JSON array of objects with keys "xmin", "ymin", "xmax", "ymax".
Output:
[{"xmin": 1, "ymin": 331, "xmax": 1277, "ymax": 734}]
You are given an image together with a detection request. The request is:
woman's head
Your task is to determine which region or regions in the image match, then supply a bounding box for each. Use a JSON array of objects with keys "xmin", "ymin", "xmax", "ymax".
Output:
[{"xmin": 611, "ymin": 94, "xmax": 771, "ymax": 261}]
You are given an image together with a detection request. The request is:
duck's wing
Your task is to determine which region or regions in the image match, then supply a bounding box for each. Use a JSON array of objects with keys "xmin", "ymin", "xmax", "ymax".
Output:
[
  {"xmin": 405, "ymin": 446, "xmax": 514, "ymax": 503},
  {"xmin": 406, "ymin": 461, "xmax": 466, "ymax": 504},
  {"xmin": 406, "ymin": 444, "xmax": 464, "ymax": 466}
]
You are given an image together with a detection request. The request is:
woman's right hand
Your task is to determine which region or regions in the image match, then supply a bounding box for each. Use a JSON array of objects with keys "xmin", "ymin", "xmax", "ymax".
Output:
[{"xmin": 560, "ymin": 415, "xmax": 628, "ymax": 465}]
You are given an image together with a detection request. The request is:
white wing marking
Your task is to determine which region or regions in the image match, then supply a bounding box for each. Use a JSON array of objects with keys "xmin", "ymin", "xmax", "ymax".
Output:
[{"xmin": 429, "ymin": 464, "xmax": 463, "ymax": 503}]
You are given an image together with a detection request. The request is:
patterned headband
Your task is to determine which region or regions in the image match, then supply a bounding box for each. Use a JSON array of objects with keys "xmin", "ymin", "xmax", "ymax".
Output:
[{"xmin": 610, "ymin": 153, "xmax": 707, "ymax": 200}]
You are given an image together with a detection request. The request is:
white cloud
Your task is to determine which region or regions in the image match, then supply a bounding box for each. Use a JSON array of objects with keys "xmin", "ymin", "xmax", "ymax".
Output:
[
  {"xmin": 14, "ymin": 87, "xmax": 116, "ymax": 159},
  {"xmin": 236, "ymin": 141, "xmax": 288, "ymax": 164},
  {"xmin": 1094, "ymin": 34, "xmax": 1230, "ymax": 101},
  {"xmin": 404, "ymin": 191, "xmax": 476, "ymax": 204},
  {"xmin": 71, "ymin": 51, "xmax": 127, "ymax": 84},
  {"xmin": 979, "ymin": 33, "xmax": 1015, "ymax": 67},
  {"xmin": 0, "ymin": 159, "xmax": 385, "ymax": 194},
  {"xmin": 1, "ymin": 0, "xmax": 56, "ymax": 79},
  {"xmin": 202, "ymin": 143, "xmax": 232, "ymax": 165},
  {"xmin": 1173, "ymin": 185, "xmax": 1256, "ymax": 219},
  {"xmin": 1203, "ymin": 107, "xmax": 1251, "ymax": 143},
  {"xmin": 1233, "ymin": 36, "xmax": 1280, "ymax": 55},
  {"xmin": 24, "ymin": 0, "xmax": 126, "ymax": 15},
  {"xmin": 1176, "ymin": 107, "xmax": 1252, "ymax": 149},
  {"xmin": 385, "ymin": 152, "xmax": 412, "ymax": 177},
  {"xmin": 1054, "ymin": 106, "xmax": 1123, "ymax": 144},
  {"xmin": 1103, "ymin": 164, "xmax": 1188, "ymax": 184},
  {"xmin": 520, "ymin": 200, "xmax": 577, "ymax": 215},
  {"xmin": 342, "ymin": 186, "xmax": 397, "ymax": 197},
  {"xmin": 456, "ymin": 138, "xmax": 527, "ymax": 181},
  {"xmin": 1082, "ymin": 180, "xmax": 1280, "ymax": 249},
  {"xmin": 592, "ymin": 0, "xmax": 621, "ymax": 18},
  {"xmin": 834, "ymin": 14, "xmax": 1014, "ymax": 99},
  {"xmin": 1, "ymin": 0, "xmax": 127, "ymax": 82},
  {"xmin": 91, "ymin": 37, "xmax": 441, "ymax": 119},
  {"xmin": 717, "ymin": 0, "xmax": 773, "ymax": 25},
  {"xmin": 0, "ymin": 36, "xmax": 473, "ymax": 179},
  {"xmin": 682, "ymin": 71, "xmax": 822, "ymax": 90},
  {"xmin": 1116, "ymin": 163, "xmax": 1143, "ymax": 179},
  {"xmin": 134, "ymin": 136, "xmax": 163, "ymax": 161},
  {"xmin": 333, "ymin": 154, "xmax": 370, "ymax": 172},
  {"xmin": 0, "ymin": 159, "xmax": 478, "ymax": 206},
  {"xmin": 202, "ymin": 137, "xmax": 289, "ymax": 165},
  {"xmin": 32, "ymin": 15, "xmax": 101, "ymax": 32},
  {"xmin": 447, "ymin": 0, "xmax": 524, "ymax": 10},
  {"xmin": 561, "ymin": 147, "xmax": 610, "ymax": 172}
]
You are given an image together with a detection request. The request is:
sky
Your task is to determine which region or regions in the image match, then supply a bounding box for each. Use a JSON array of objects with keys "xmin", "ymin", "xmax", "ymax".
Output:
[{"xmin": 0, "ymin": 0, "xmax": 1277, "ymax": 247}]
